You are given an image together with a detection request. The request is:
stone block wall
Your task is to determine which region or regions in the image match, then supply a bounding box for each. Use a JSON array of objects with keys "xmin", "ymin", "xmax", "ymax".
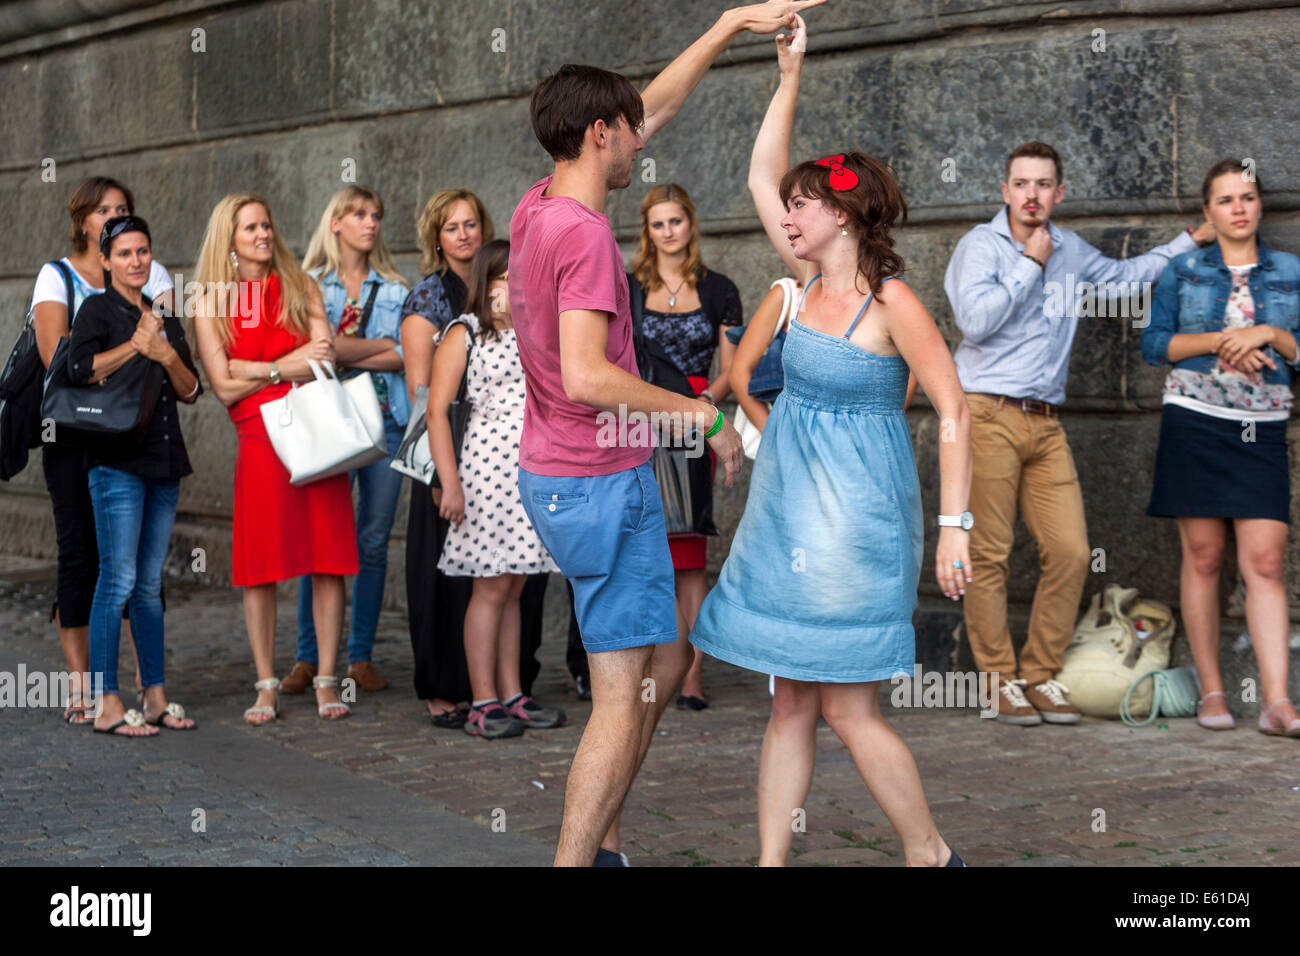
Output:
[{"xmin": 2, "ymin": 0, "xmax": 1298, "ymax": 618}]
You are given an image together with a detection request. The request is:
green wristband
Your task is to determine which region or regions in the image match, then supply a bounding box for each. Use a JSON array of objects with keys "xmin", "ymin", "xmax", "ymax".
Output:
[{"xmin": 703, "ymin": 406, "xmax": 724, "ymax": 439}]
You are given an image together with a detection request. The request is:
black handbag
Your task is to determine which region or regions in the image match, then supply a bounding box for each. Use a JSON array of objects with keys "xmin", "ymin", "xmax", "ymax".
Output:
[
  {"xmin": 1, "ymin": 261, "xmax": 74, "ymax": 479},
  {"xmin": 629, "ymin": 279, "xmax": 718, "ymax": 537},
  {"xmin": 39, "ymin": 302, "xmax": 163, "ymax": 445}
]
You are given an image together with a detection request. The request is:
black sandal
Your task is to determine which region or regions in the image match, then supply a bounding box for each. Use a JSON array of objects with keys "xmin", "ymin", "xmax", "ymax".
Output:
[
  {"xmin": 429, "ymin": 706, "xmax": 467, "ymax": 729},
  {"xmin": 93, "ymin": 709, "xmax": 156, "ymax": 737},
  {"xmin": 676, "ymin": 695, "xmax": 709, "ymax": 711},
  {"xmin": 144, "ymin": 701, "xmax": 197, "ymax": 730}
]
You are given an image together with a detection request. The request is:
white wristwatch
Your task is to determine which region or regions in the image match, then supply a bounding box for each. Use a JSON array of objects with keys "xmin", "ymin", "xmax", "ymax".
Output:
[{"xmin": 938, "ymin": 511, "xmax": 974, "ymax": 531}]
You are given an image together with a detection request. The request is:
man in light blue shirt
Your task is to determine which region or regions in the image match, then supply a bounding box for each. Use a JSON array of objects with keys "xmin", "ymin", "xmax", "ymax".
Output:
[{"xmin": 943, "ymin": 141, "xmax": 1214, "ymax": 727}]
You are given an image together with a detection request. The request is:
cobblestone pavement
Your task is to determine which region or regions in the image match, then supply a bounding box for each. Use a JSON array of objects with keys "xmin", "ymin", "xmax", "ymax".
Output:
[{"xmin": 2, "ymin": 565, "xmax": 1298, "ymax": 867}]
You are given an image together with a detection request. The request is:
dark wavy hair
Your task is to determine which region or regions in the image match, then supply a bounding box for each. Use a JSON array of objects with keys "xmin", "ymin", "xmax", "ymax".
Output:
[
  {"xmin": 463, "ymin": 239, "xmax": 512, "ymax": 341},
  {"xmin": 779, "ymin": 152, "xmax": 907, "ymax": 300}
]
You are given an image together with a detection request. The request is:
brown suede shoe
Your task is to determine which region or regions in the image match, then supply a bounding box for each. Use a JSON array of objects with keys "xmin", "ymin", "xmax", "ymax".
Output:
[
  {"xmin": 280, "ymin": 660, "xmax": 316, "ymax": 695},
  {"xmin": 347, "ymin": 660, "xmax": 389, "ymax": 692},
  {"xmin": 1022, "ymin": 679, "xmax": 1082, "ymax": 724},
  {"xmin": 994, "ymin": 678, "xmax": 1042, "ymax": 726}
]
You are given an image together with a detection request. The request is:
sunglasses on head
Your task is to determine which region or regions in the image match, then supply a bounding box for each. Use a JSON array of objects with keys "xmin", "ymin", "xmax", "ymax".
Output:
[{"xmin": 99, "ymin": 215, "xmax": 151, "ymax": 257}]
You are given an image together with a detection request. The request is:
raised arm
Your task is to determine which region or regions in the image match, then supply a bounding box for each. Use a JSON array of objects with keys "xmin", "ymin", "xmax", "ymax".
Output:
[
  {"xmin": 641, "ymin": 1, "xmax": 825, "ymax": 142},
  {"xmin": 747, "ymin": 14, "xmax": 812, "ymax": 284}
]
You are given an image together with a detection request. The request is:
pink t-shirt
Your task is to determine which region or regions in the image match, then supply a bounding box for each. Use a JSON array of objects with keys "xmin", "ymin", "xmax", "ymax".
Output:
[{"xmin": 509, "ymin": 175, "xmax": 652, "ymax": 477}]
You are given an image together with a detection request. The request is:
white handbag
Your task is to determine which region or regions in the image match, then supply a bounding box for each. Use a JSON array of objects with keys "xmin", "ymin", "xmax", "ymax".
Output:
[
  {"xmin": 260, "ymin": 359, "xmax": 387, "ymax": 486},
  {"xmin": 389, "ymin": 384, "xmax": 435, "ymax": 484},
  {"xmin": 733, "ymin": 277, "xmax": 797, "ymax": 460}
]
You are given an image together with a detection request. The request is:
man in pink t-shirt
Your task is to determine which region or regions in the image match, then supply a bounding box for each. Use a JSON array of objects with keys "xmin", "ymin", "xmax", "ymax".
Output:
[{"xmin": 511, "ymin": 2, "xmax": 823, "ymax": 868}]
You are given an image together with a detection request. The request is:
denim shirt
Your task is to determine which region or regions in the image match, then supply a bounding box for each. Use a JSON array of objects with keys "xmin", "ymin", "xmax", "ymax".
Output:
[
  {"xmin": 311, "ymin": 267, "xmax": 412, "ymax": 426},
  {"xmin": 946, "ymin": 206, "xmax": 1198, "ymax": 405},
  {"xmin": 1140, "ymin": 240, "xmax": 1300, "ymax": 386}
]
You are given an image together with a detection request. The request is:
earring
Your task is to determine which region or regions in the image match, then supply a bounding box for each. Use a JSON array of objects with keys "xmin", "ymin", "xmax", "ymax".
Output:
[
  {"xmin": 840, "ymin": 228, "xmax": 848, "ymax": 237},
  {"xmin": 230, "ymin": 250, "xmax": 238, "ymax": 268}
]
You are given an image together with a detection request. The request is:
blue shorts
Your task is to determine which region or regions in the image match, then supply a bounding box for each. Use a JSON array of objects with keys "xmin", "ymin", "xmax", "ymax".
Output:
[{"xmin": 518, "ymin": 461, "xmax": 677, "ymax": 653}]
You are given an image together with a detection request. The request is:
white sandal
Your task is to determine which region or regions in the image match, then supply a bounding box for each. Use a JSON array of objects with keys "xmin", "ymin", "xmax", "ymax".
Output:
[
  {"xmin": 313, "ymin": 675, "xmax": 351, "ymax": 720},
  {"xmin": 244, "ymin": 677, "xmax": 281, "ymax": 725}
]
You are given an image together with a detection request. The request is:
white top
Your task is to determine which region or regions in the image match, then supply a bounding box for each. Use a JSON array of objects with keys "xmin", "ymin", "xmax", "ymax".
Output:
[{"xmin": 29, "ymin": 257, "xmax": 174, "ymax": 322}]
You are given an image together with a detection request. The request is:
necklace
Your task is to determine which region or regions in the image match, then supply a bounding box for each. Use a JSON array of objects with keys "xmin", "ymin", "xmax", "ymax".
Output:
[{"xmin": 663, "ymin": 277, "xmax": 686, "ymax": 310}]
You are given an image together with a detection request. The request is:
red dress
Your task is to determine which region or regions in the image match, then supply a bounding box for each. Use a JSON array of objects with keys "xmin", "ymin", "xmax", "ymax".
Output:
[{"xmin": 226, "ymin": 273, "xmax": 358, "ymax": 586}]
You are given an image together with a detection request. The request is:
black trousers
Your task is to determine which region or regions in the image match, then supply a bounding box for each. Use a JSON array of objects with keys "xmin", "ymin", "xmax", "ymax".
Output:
[
  {"xmin": 406, "ymin": 483, "xmax": 549, "ymax": 702},
  {"xmin": 41, "ymin": 442, "xmax": 98, "ymax": 628}
]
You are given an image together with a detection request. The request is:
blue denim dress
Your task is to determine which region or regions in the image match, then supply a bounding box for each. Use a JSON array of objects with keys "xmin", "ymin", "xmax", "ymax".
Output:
[{"xmin": 690, "ymin": 276, "xmax": 922, "ymax": 683}]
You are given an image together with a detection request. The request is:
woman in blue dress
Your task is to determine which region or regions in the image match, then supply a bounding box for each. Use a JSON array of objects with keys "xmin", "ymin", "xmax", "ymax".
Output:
[{"xmin": 690, "ymin": 15, "xmax": 974, "ymax": 866}]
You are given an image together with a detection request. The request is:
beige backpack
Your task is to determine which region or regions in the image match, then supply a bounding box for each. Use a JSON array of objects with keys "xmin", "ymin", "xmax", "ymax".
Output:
[{"xmin": 1055, "ymin": 584, "xmax": 1176, "ymax": 718}]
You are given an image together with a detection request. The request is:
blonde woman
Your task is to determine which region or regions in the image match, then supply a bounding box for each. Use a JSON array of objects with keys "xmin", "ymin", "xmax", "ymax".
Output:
[
  {"xmin": 192, "ymin": 194, "xmax": 357, "ymax": 723},
  {"xmin": 282, "ymin": 186, "xmax": 410, "ymax": 696},
  {"xmin": 625, "ymin": 182, "xmax": 742, "ymax": 711}
]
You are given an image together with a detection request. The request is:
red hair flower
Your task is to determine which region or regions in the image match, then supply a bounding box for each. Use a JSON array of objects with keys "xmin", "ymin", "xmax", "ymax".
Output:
[{"xmin": 815, "ymin": 154, "xmax": 859, "ymax": 191}]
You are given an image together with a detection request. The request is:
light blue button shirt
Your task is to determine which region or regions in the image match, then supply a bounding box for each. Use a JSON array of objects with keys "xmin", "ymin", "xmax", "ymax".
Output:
[
  {"xmin": 944, "ymin": 207, "xmax": 1198, "ymax": 405},
  {"xmin": 310, "ymin": 266, "xmax": 412, "ymax": 426}
]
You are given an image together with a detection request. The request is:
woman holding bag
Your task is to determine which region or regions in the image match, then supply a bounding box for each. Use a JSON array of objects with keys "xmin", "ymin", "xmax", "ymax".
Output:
[
  {"xmin": 29, "ymin": 177, "xmax": 176, "ymax": 725},
  {"xmin": 193, "ymin": 194, "xmax": 358, "ymax": 723},
  {"xmin": 626, "ymin": 183, "xmax": 742, "ymax": 710},
  {"xmin": 66, "ymin": 216, "xmax": 200, "ymax": 736},
  {"xmin": 286, "ymin": 186, "xmax": 410, "ymax": 696}
]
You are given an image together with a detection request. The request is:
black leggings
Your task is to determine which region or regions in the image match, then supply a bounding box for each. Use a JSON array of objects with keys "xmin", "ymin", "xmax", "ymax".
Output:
[{"xmin": 42, "ymin": 442, "xmax": 98, "ymax": 629}]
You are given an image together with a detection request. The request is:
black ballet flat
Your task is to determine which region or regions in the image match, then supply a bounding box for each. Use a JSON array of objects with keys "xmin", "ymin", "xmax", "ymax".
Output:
[
  {"xmin": 676, "ymin": 695, "xmax": 709, "ymax": 711},
  {"xmin": 945, "ymin": 848, "xmax": 966, "ymax": 867}
]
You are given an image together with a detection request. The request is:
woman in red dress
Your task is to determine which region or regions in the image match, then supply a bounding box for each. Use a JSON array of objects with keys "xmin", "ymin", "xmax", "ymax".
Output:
[{"xmin": 193, "ymin": 194, "xmax": 358, "ymax": 723}]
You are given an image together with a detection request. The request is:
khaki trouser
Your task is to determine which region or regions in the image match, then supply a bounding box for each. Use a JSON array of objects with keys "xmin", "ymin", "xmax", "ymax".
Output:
[{"xmin": 963, "ymin": 393, "xmax": 1090, "ymax": 685}]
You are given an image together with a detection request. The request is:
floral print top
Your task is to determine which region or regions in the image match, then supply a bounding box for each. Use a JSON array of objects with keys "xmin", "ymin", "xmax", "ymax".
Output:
[
  {"xmin": 1163, "ymin": 263, "xmax": 1293, "ymax": 419},
  {"xmin": 338, "ymin": 295, "xmax": 390, "ymax": 412}
]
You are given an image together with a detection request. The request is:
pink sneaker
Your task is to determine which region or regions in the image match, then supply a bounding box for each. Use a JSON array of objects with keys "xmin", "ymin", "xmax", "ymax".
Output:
[{"xmin": 505, "ymin": 695, "xmax": 566, "ymax": 729}]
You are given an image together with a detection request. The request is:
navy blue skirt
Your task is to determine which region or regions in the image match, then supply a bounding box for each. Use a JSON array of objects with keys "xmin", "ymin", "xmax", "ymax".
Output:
[{"xmin": 1148, "ymin": 403, "xmax": 1290, "ymax": 522}]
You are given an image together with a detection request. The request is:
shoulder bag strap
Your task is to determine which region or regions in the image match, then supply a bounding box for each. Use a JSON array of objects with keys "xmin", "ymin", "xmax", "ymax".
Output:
[
  {"xmin": 52, "ymin": 260, "xmax": 77, "ymax": 327},
  {"xmin": 770, "ymin": 278, "xmax": 796, "ymax": 340},
  {"xmin": 357, "ymin": 280, "xmax": 381, "ymax": 338},
  {"xmin": 444, "ymin": 315, "xmax": 475, "ymax": 403}
]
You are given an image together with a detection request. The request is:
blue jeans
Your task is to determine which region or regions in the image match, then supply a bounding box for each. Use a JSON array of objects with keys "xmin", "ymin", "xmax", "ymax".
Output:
[
  {"xmin": 87, "ymin": 467, "xmax": 180, "ymax": 695},
  {"xmin": 296, "ymin": 413, "xmax": 405, "ymax": 664}
]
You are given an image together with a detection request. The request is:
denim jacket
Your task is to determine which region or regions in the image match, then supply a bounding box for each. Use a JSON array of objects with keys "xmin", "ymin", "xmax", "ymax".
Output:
[
  {"xmin": 1140, "ymin": 240, "xmax": 1300, "ymax": 387},
  {"xmin": 311, "ymin": 267, "xmax": 412, "ymax": 426}
]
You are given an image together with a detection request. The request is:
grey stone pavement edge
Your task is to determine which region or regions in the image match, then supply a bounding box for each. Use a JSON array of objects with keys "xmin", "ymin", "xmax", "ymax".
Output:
[{"xmin": 2, "ymin": 558, "xmax": 1299, "ymax": 867}]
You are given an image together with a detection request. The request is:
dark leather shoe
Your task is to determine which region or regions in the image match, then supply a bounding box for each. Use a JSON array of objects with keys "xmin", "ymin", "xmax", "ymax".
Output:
[{"xmin": 280, "ymin": 660, "xmax": 316, "ymax": 695}]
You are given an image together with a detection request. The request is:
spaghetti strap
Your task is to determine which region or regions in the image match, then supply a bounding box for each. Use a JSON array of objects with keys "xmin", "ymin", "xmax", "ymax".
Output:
[{"xmin": 844, "ymin": 275, "xmax": 899, "ymax": 338}]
